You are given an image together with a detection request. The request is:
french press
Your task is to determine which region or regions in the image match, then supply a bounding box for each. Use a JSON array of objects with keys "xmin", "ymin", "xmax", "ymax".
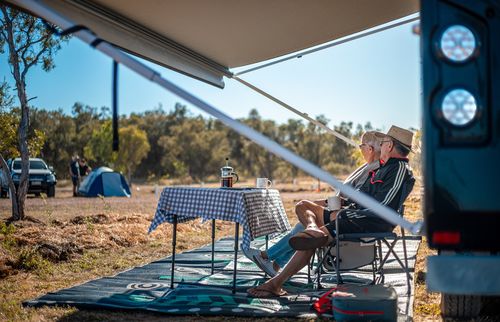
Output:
[{"xmin": 221, "ymin": 158, "xmax": 239, "ymax": 187}]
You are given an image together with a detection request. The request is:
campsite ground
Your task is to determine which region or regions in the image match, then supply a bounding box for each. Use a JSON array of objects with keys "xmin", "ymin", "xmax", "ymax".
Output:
[{"xmin": 0, "ymin": 178, "xmax": 440, "ymax": 321}]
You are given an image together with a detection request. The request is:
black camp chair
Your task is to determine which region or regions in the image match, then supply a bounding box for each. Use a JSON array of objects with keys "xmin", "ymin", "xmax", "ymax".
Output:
[{"xmin": 308, "ymin": 177, "xmax": 416, "ymax": 294}]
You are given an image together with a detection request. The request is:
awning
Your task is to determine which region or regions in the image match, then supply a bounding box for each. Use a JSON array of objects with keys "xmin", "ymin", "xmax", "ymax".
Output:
[{"xmin": 17, "ymin": 0, "xmax": 418, "ymax": 88}]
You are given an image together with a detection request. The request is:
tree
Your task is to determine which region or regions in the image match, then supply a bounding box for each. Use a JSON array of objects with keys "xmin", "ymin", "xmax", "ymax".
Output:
[
  {"xmin": 0, "ymin": 6, "xmax": 67, "ymax": 220},
  {"xmin": 114, "ymin": 125, "xmax": 150, "ymax": 184},
  {"xmin": 31, "ymin": 108, "xmax": 76, "ymax": 176},
  {"xmin": 71, "ymin": 102, "xmax": 101, "ymax": 159},
  {"xmin": 84, "ymin": 120, "xmax": 116, "ymax": 167},
  {"xmin": 159, "ymin": 116, "xmax": 230, "ymax": 181},
  {"xmin": 0, "ymin": 108, "xmax": 45, "ymax": 218}
]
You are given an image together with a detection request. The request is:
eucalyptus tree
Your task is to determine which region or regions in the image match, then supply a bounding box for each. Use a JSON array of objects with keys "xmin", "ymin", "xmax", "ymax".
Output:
[{"xmin": 0, "ymin": 5, "xmax": 67, "ymax": 219}]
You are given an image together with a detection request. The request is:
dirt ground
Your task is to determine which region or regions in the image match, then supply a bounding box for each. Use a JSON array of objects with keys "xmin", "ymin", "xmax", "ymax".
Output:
[{"xmin": 0, "ymin": 178, "xmax": 440, "ymax": 321}]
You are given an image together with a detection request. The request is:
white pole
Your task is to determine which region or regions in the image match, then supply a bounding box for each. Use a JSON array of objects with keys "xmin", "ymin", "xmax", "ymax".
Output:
[
  {"xmin": 11, "ymin": 0, "xmax": 423, "ymax": 235},
  {"xmin": 234, "ymin": 76, "xmax": 358, "ymax": 147}
]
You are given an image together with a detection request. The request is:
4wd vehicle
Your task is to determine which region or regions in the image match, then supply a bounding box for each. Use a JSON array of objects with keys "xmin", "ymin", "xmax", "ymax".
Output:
[{"xmin": 0, "ymin": 158, "xmax": 57, "ymax": 198}]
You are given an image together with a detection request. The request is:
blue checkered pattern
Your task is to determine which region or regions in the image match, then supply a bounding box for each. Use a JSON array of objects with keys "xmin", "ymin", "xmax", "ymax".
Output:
[{"xmin": 148, "ymin": 187, "xmax": 290, "ymax": 249}]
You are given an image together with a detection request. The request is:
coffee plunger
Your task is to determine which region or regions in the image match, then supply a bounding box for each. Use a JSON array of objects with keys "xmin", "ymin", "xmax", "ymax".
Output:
[{"xmin": 221, "ymin": 158, "xmax": 239, "ymax": 187}]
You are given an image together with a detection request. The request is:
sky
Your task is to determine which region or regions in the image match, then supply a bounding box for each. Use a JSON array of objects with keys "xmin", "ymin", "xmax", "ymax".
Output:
[{"xmin": 1, "ymin": 14, "xmax": 421, "ymax": 132}]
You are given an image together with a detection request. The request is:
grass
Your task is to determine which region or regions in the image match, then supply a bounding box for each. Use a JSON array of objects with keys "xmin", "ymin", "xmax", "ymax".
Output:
[{"xmin": 0, "ymin": 178, "xmax": 440, "ymax": 321}]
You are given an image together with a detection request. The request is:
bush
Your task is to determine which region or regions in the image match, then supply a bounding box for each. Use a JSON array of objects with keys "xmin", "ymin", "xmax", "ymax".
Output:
[
  {"xmin": 0, "ymin": 222, "xmax": 17, "ymax": 250},
  {"xmin": 323, "ymin": 162, "xmax": 354, "ymax": 177},
  {"xmin": 13, "ymin": 247, "xmax": 50, "ymax": 271}
]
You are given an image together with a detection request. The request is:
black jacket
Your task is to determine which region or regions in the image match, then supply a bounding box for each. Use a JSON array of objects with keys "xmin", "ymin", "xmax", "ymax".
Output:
[
  {"xmin": 340, "ymin": 157, "xmax": 415, "ymax": 232},
  {"xmin": 357, "ymin": 157, "xmax": 414, "ymax": 211}
]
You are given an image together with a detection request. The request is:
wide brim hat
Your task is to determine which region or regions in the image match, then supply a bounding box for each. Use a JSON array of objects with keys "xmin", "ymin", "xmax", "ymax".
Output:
[{"xmin": 386, "ymin": 125, "xmax": 413, "ymax": 150}]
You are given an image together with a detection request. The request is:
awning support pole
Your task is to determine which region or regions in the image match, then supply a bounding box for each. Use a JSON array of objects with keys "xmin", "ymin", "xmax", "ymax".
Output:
[
  {"xmin": 112, "ymin": 60, "xmax": 119, "ymax": 151},
  {"xmin": 234, "ymin": 76, "xmax": 358, "ymax": 147},
  {"xmin": 234, "ymin": 16, "xmax": 420, "ymax": 76},
  {"xmin": 11, "ymin": 0, "xmax": 423, "ymax": 235}
]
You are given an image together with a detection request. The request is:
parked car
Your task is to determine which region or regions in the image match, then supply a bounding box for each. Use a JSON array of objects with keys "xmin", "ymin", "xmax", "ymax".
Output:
[{"xmin": 0, "ymin": 158, "xmax": 57, "ymax": 198}]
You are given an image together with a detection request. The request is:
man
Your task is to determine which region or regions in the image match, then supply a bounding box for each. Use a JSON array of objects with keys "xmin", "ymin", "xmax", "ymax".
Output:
[
  {"xmin": 243, "ymin": 131, "xmax": 383, "ymax": 277},
  {"xmin": 247, "ymin": 125, "xmax": 415, "ymax": 298},
  {"xmin": 69, "ymin": 155, "xmax": 80, "ymax": 197},
  {"xmin": 78, "ymin": 158, "xmax": 91, "ymax": 177}
]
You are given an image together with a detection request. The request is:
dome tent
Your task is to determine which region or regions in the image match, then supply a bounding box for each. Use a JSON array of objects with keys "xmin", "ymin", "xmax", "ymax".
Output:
[{"xmin": 78, "ymin": 167, "xmax": 131, "ymax": 197}]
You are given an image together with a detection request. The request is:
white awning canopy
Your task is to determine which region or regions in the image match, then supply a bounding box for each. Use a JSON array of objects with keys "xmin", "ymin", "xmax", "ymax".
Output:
[{"xmin": 17, "ymin": 0, "xmax": 418, "ymax": 88}]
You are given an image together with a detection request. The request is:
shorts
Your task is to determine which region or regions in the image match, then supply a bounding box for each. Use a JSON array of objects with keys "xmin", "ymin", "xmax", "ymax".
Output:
[
  {"xmin": 71, "ymin": 175, "xmax": 79, "ymax": 186},
  {"xmin": 323, "ymin": 208, "xmax": 394, "ymax": 238}
]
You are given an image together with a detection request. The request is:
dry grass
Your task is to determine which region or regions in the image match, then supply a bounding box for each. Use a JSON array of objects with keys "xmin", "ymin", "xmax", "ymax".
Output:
[{"xmin": 0, "ymin": 178, "xmax": 439, "ymax": 321}]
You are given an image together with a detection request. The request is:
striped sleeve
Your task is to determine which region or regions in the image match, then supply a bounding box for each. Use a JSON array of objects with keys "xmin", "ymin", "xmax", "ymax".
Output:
[
  {"xmin": 370, "ymin": 161, "xmax": 406, "ymax": 209},
  {"xmin": 343, "ymin": 163, "xmax": 367, "ymax": 186}
]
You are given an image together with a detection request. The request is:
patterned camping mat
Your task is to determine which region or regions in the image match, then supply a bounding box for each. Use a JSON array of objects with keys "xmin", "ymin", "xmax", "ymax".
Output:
[{"xmin": 24, "ymin": 234, "xmax": 421, "ymax": 319}]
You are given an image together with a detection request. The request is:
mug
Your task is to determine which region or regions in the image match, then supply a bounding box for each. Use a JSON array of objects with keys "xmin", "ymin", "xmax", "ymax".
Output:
[
  {"xmin": 327, "ymin": 195, "xmax": 341, "ymax": 211},
  {"xmin": 256, "ymin": 178, "xmax": 272, "ymax": 188}
]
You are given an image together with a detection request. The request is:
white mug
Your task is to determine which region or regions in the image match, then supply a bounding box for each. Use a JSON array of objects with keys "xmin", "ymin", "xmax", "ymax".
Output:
[
  {"xmin": 327, "ymin": 195, "xmax": 341, "ymax": 211},
  {"xmin": 256, "ymin": 178, "xmax": 272, "ymax": 188}
]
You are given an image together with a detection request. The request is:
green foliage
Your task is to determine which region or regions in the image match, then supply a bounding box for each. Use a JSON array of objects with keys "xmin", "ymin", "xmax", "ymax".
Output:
[
  {"xmin": 84, "ymin": 120, "xmax": 117, "ymax": 167},
  {"xmin": 0, "ymin": 221, "xmax": 17, "ymax": 250},
  {"xmin": 0, "ymin": 80, "xmax": 13, "ymax": 109},
  {"xmin": 114, "ymin": 124, "xmax": 150, "ymax": 182},
  {"xmin": 0, "ymin": 7, "xmax": 69, "ymax": 75},
  {"xmin": 14, "ymin": 247, "xmax": 50, "ymax": 271},
  {"xmin": 159, "ymin": 115, "xmax": 230, "ymax": 180},
  {"xmin": 0, "ymin": 221, "xmax": 16, "ymax": 235},
  {"xmin": 0, "ymin": 108, "xmax": 46, "ymax": 158},
  {"xmin": 0, "ymin": 109, "xmax": 17, "ymax": 158},
  {"xmin": 22, "ymin": 99, "xmax": 416, "ymax": 183},
  {"xmin": 410, "ymin": 129, "xmax": 422, "ymax": 176}
]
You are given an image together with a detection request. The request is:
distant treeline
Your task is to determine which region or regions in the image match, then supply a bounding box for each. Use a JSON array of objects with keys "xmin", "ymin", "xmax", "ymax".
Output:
[{"xmin": 29, "ymin": 102, "xmax": 377, "ymax": 183}]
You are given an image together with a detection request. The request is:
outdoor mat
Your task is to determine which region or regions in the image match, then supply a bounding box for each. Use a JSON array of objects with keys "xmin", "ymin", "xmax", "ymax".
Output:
[{"xmin": 25, "ymin": 232, "xmax": 421, "ymax": 319}]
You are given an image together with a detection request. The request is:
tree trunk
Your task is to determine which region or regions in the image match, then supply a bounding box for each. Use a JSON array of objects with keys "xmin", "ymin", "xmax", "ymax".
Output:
[
  {"xmin": 4, "ymin": 8, "xmax": 30, "ymax": 220},
  {"xmin": 0, "ymin": 154, "xmax": 20, "ymax": 220}
]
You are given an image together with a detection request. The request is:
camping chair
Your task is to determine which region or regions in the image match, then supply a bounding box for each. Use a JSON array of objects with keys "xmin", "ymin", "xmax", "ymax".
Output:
[{"xmin": 309, "ymin": 177, "xmax": 415, "ymax": 294}]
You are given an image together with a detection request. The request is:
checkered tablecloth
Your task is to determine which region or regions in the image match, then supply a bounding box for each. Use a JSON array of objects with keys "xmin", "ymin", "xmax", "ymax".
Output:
[{"xmin": 148, "ymin": 187, "xmax": 290, "ymax": 249}]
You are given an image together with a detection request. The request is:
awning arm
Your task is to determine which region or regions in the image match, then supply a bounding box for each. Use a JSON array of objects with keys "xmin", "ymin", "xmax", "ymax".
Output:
[
  {"xmin": 234, "ymin": 15, "xmax": 420, "ymax": 76},
  {"xmin": 11, "ymin": 0, "xmax": 423, "ymax": 235},
  {"xmin": 234, "ymin": 76, "xmax": 358, "ymax": 147}
]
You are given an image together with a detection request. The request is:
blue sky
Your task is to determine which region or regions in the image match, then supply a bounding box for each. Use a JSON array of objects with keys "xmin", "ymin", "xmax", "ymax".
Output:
[{"xmin": 1, "ymin": 15, "xmax": 421, "ymax": 132}]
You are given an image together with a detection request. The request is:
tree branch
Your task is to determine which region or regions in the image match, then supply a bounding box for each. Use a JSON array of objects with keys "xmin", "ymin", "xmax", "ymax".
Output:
[
  {"xmin": 18, "ymin": 35, "xmax": 45, "ymax": 55},
  {"xmin": 17, "ymin": 19, "xmax": 37, "ymax": 56},
  {"xmin": 21, "ymin": 43, "xmax": 49, "ymax": 79}
]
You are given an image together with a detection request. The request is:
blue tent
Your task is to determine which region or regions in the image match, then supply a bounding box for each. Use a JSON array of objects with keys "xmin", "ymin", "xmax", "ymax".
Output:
[{"xmin": 78, "ymin": 167, "xmax": 131, "ymax": 197}]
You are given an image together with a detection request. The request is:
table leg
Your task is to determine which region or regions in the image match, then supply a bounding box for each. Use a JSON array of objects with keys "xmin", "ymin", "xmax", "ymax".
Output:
[
  {"xmin": 211, "ymin": 219, "xmax": 215, "ymax": 275},
  {"xmin": 170, "ymin": 214, "xmax": 177, "ymax": 289},
  {"xmin": 264, "ymin": 235, "xmax": 269, "ymax": 278},
  {"xmin": 233, "ymin": 222, "xmax": 239, "ymax": 294}
]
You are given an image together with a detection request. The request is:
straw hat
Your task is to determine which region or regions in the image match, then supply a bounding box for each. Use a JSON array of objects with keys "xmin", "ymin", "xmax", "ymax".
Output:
[{"xmin": 386, "ymin": 125, "xmax": 413, "ymax": 150}]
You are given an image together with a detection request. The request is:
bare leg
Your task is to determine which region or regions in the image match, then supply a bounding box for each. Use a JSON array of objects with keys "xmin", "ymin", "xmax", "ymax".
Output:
[
  {"xmin": 261, "ymin": 251, "xmax": 281, "ymax": 272},
  {"xmin": 295, "ymin": 200, "xmax": 326, "ymax": 232},
  {"xmin": 248, "ymin": 226, "xmax": 334, "ymax": 297},
  {"xmin": 248, "ymin": 249, "xmax": 315, "ymax": 296}
]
